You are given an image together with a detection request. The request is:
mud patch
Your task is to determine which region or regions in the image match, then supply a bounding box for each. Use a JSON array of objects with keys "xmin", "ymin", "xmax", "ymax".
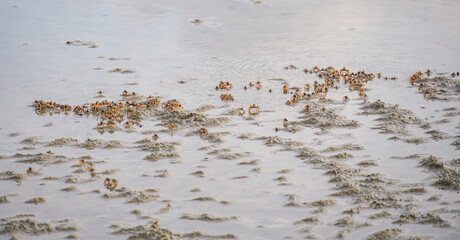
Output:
[
  {"xmin": 0, "ymin": 195, "xmax": 12, "ymax": 204},
  {"xmin": 46, "ymin": 138, "xmax": 78, "ymax": 147},
  {"xmin": 358, "ymin": 160, "xmax": 378, "ymax": 166},
  {"xmin": 102, "ymin": 188, "xmax": 160, "ymax": 204},
  {"xmin": 16, "ymin": 152, "xmax": 70, "ymax": 166},
  {"xmin": 278, "ymin": 169, "xmax": 294, "ymax": 174},
  {"xmin": 178, "ymin": 231, "xmax": 237, "ymax": 239},
  {"xmin": 136, "ymin": 138, "xmax": 180, "ymax": 152},
  {"xmin": 201, "ymin": 132, "xmax": 231, "ymax": 143},
  {"xmin": 325, "ymin": 163, "xmax": 360, "ymax": 183},
  {"xmin": 24, "ymin": 197, "xmax": 46, "ymax": 205},
  {"xmin": 419, "ymin": 155, "xmax": 460, "ymax": 190},
  {"xmin": 79, "ymin": 138, "xmax": 104, "ymax": 149},
  {"xmin": 330, "ymin": 152, "xmax": 354, "ymax": 159},
  {"xmin": 311, "ymin": 199, "xmax": 335, "ymax": 207},
  {"xmin": 420, "ymin": 155, "xmax": 446, "ymax": 170},
  {"xmin": 191, "ymin": 197, "xmax": 216, "ymax": 202},
  {"xmin": 295, "ymin": 216, "xmax": 320, "ymax": 224},
  {"xmin": 321, "ymin": 144, "xmax": 364, "ymax": 153},
  {"xmin": 0, "ymin": 218, "xmax": 53, "ymax": 235},
  {"xmin": 61, "ymin": 186, "xmax": 78, "ymax": 192},
  {"xmin": 105, "ymin": 140, "xmax": 124, "ymax": 149},
  {"xmin": 180, "ymin": 213, "xmax": 238, "ymax": 222},
  {"xmin": 64, "ymin": 174, "xmax": 99, "ymax": 184},
  {"xmin": 156, "ymin": 110, "xmax": 230, "ymax": 128},
  {"xmin": 21, "ymin": 136, "xmax": 42, "ymax": 145},
  {"xmin": 44, "ymin": 122, "xmax": 54, "ymax": 127},
  {"xmin": 8, "ymin": 132, "xmax": 21, "ymax": 137},
  {"xmin": 144, "ymin": 152, "xmax": 180, "ymax": 162},
  {"xmin": 194, "ymin": 105, "xmax": 216, "ymax": 112},
  {"xmin": 427, "ymin": 195, "xmax": 442, "ymax": 201},
  {"xmin": 366, "ymin": 228, "xmax": 402, "ymax": 240},
  {"xmin": 425, "ymin": 129, "xmax": 448, "ymax": 140},
  {"xmin": 106, "ymin": 57, "xmax": 130, "ymax": 61},
  {"xmin": 154, "ymin": 170, "xmax": 169, "ymax": 178},
  {"xmin": 231, "ymin": 176, "xmax": 248, "ymax": 179},
  {"xmin": 238, "ymin": 159, "xmax": 260, "ymax": 165},
  {"xmin": 189, "ymin": 17, "xmax": 221, "ymax": 27},
  {"xmin": 361, "ymin": 100, "xmax": 427, "ymax": 138},
  {"xmin": 412, "ymin": 76, "xmax": 460, "ymax": 101},
  {"xmin": 190, "ymin": 171, "xmax": 205, "ymax": 177},
  {"xmin": 296, "ymin": 147, "xmax": 324, "ymax": 163},
  {"xmin": 264, "ymin": 136, "xmax": 286, "ymax": 147},
  {"xmin": 0, "ymin": 215, "xmax": 79, "ymax": 236},
  {"xmin": 208, "ymin": 148, "xmax": 250, "ymax": 160},
  {"xmin": 394, "ymin": 209, "xmax": 451, "ymax": 227},
  {"xmin": 66, "ymin": 40, "xmax": 98, "ymax": 48},
  {"xmin": 334, "ymin": 216, "xmax": 356, "ymax": 227},
  {"xmin": 113, "ymin": 223, "xmax": 237, "ymax": 239},
  {"xmin": 451, "ymin": 138, "xmax": 460, "ymax": 149},
  {"xmin": 237, "ymin": 133, "xmax": 254, "ymax": 140},
  {"xmin": 294, "ymin": 107, "xmax": 360, "ymax": 129},
  {"xmin": 108, "ymin": 68, "xmax": 135, "ymax": 74},
  {"xmin": 401, "ymin": 187, "xmax": 426, "ymax": 195},
  {"xmin": 391, "ymin": 154, "xmax": 421, "ymax": 159},
  {"xmin": 112, "ymin": 224, "xmax": 174, "ymax": 239},
  {"xmin": 434, "ymin": 168, "xmax": 460, "ymax": 191},
  {"xmin": 369, "ymin": 211, "xmax": 392, "ymax": 219},
  {"xmin": 0, "ymin": 171, "xmax": 25, "ymax": 184}
]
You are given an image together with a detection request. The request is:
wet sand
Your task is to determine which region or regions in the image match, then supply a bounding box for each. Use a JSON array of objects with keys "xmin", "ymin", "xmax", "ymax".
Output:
[{"xmin": 1, "ymin": 0, "xmax": 460, "ymax": 239}]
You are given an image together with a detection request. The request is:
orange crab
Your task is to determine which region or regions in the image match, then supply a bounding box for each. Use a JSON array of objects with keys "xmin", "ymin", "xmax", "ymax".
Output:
[
  {"xmin": 152, "ymin": 134, "xmax": 159, "ymax": 140},
  {"xmin": 104, "ymin": 178, "xmax": 118, "ymax": 190},
  {"xmin": 256, "ymin": 81, "xmax": 262, "ymax": 90},
  {"xmin": 220, "ymin": 94, "xmax": 234, "ymax": 102},
  {"xmin": 199, "ymin": 128, "xmax": 208, "ymax": 136},
  {"xmin": 248, "ymin": 104, "xmax": 260, "ymax": 115},
  {"xmin": 237, "ymin": 107, "xmax": 245, "ymax": 116},
  {"xmin": 340, "ymin": 67, "xmax": 349, "ymax": 76}
]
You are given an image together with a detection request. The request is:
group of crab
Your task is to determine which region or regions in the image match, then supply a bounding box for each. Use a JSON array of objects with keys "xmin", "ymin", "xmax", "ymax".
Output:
[
  {"xmin": 244, "ymin": 81, "xmax": 262, "ymax": 90},
  {"xmin": 79, "ymin": 159, "xmax": 96, "ymax": 177},
  {"xmin": 33, "ymin": 100, "xmax": 72, "ymax": 115},
  {"xmin": 305, "ymin": 66, "xmax": 376, "ymax": 101},
  {"xmin": 214, "ymin": 65, "xmax": 389, "ymax": 118},
  {"xmin": 161, "ymin": 99, "xmax": 184, "ymax": 111},
  {"xmin": 104, "ymin": 177, "xmax": 118, "ymax": 190},
  {"xmin": 410, "ymin": 70, "xmax": 460, "ymax": 97},
  {"xmin": 79, "ymin": 158, "xmax": 116, "ymax": 190},
  {"xmin": 215, "ymin": 80, "xmax": 262, "ymax": 116},
  {"xmin": 281, "ymin": 65, "xmax": 381, "ymax": 108},
  {"xmin": 33, "ymin": 91, "xmax": 173, "ymax": 133}
]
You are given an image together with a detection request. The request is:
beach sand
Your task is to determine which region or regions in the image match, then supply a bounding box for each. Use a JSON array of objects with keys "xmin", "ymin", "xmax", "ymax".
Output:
[{"xmin": 0, "ymin": 0, "xmax": 459, "ymax": 239}]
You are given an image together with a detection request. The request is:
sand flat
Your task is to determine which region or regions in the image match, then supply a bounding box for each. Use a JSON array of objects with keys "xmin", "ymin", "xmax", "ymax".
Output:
[{"xmin": 0, "ymin": 0, "xmax": 459, "ymax": 239}]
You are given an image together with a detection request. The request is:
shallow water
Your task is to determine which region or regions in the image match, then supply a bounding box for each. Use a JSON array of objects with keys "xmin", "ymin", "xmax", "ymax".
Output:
[{"xmin": 1, "ymin": 0, "xmax": 460, "ymax": 239}]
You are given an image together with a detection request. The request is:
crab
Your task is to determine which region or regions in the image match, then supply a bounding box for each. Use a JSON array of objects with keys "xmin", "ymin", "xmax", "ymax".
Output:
[{"xmin": 248, "ymin": 104, "xmax": 260, "ymax": 115}]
